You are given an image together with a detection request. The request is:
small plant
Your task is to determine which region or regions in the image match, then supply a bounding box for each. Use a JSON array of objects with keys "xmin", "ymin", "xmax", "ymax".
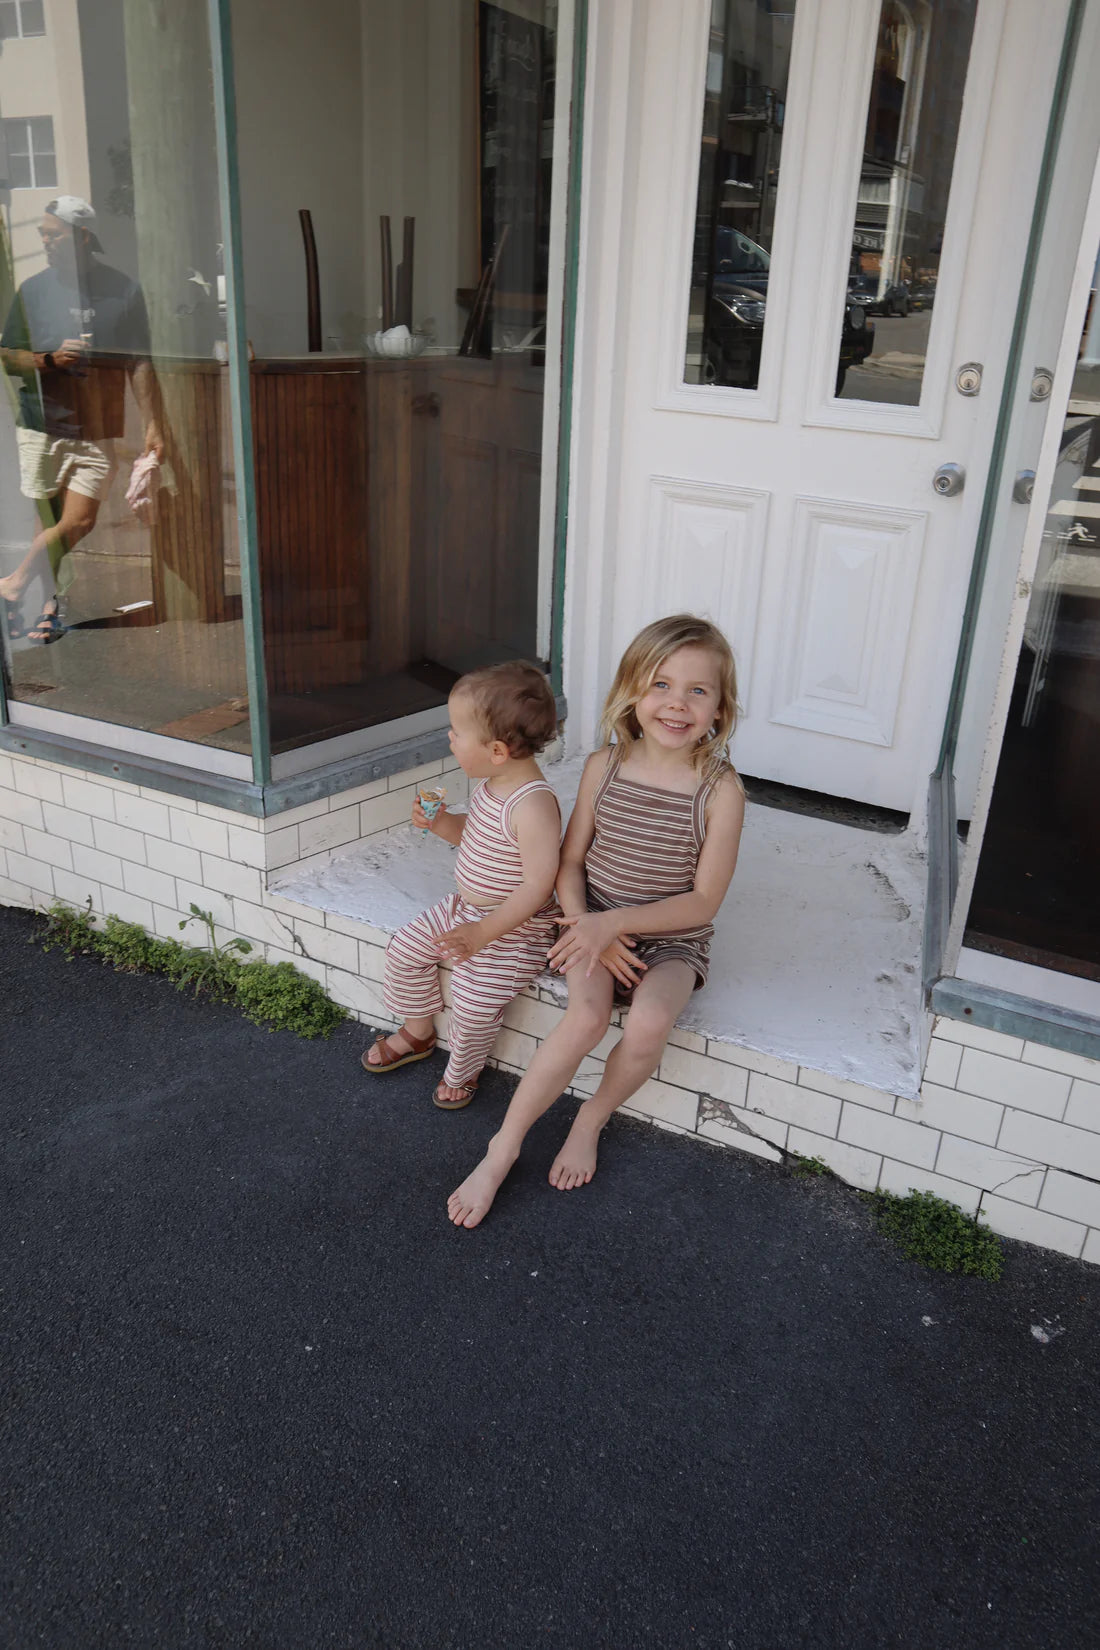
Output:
[
  {"xmin": 38, "ymin": 899, "xmax": 346, "ymax": 1039},
  {"xmin": 792, "ymin": 1154, "xmax": 829, "ymax": 1178},
  {"xmin": 864, "ymin": 1189, "xmax": 1004, "ymax": 1280}
]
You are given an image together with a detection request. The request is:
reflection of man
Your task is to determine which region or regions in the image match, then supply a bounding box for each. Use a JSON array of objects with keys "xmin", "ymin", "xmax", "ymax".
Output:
[{"xmin": 0, "ymin": 195, "xmax": 163, "ymax": 642}]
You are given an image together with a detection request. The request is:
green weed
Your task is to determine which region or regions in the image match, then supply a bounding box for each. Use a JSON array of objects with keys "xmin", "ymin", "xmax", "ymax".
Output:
[{"xmin": 864, "ymin": 1188, "xmax": 1004, "ymax": 1280}]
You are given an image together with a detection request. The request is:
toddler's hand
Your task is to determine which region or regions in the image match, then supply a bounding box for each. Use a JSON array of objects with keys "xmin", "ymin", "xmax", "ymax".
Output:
[
  {"xmin": 411, "ymin": 797, "xmax": 446, "ymax": 832},
  {"xmin": 548, "ymin": 911, "xmax": 620, "ymax": 977},
  {"xmin": 435, "ymin": 921, "xmax": 483, "ymax": 963}
]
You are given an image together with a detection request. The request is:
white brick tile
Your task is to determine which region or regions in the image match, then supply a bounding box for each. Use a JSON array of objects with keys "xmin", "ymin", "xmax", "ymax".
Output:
[
  {"xmin": 698, "ymin": 1110, "xmax": 784, "ymax": 1162},
  {"xmin": 896, "ymin": 1082, "xmax": 1002, "ymax": 1146},
  {"xmin": 957, "ymin": 1047, "xmax": 1070, "ymax": 1119},
  {"xmin": 146, "ymin": 837, "xmax": 202, "ymax": 882},
  {"xmin": 490, "ymin": 1026, "xmax": 538, "ymax": 1068},
  {"xmin": 933, "ymin": 1019, "xmax": 1024, "ymax": 1059},
  {"xmin": 660, "ymin": 1043, "xmax": 748, "ymax": 1106},
  {"xmin": 624, "ymin": 1077, "xmax": 699, "ymax": 1132},
  {"xmin": 390, "ymin": 759, "xmax": 444, "ymax": 791},
  {"xmin": 839, "ymin": 1103, "xmax": 938, "ymax": 1169},
  {"xmin": 264, "ymin": 825, "xmax": 300, "ymax": 869},
  {"xmin": 72, "ymin": 843, "xmax": 124, "ymax": 891},
  {"xmin": 174, "ymin": 881, "xmax": 234, "ymax": 931},
  {"xmin": 1082, "ymin": 1229, "xmax": 1100, "ymax": 1267},
  {"xmin": 787, "ymin": 1126, "xmax": 881, "ymax": 1190},
  {"xmin": 0, "ymin": 789, "xmax": 45, "ymax": 830},
  {"xmin": 151, "ymin": 904, "xmax": 186, "ymax": 939},
  {"xmin": 200, "ymin": 854, "xmax": 263, "ymax": 904},
  {"xmin": 115, "ymin": 794, "xmax": 171, "ymax": 840},
  {"xmin": 329, "ymin": 971, "xmax": 389, "ymax": 1023},
  {"xmin": 0, "ymin": 873, "xmax": 33, "ymax": 907},
  {"xmin": 666, "ymin": 1026, "xmax": 707, "ymax": 1053},
  {"xmin": 1064, "ymin": 1079, "xmax": 1100, "ymax": 1129},
  {"xmin": 263, "ymin": 889, "xmax": 327, "ymax": 922},
  {"xmin": 13, "ymin": 762, "xmax": 63, "ymax": 803},
  {"xmin": 52, "ymin": 868, "xmax": 103, "ymax": 912},
  {"xmin": 935, "ymin": 1134, "xmax": 1043, "ymax": 1206},
  {"xmin": 1021, "ymin": 1043, "xmax": 1100, "ymax": 1084},
  {"xmin": 40, "ymin": 802, "xmax": 95, "ymax": 847},
  {"xmin": 361, "ymin": 787, "xmax": 417, "ymax": 837},
  {"xmin": 6, "ymin": 850, "xmax": 54, "ymax": 898},
  {"xmin": 325, "ymin": 911, "xmax": 390, "ymax": 945},
  {"xmin": 142, "ymin": 785, "xmax": 194, "ymax": 810},
  {"xmin": 502, "ymin": 994, "xmax": 563, "ymax": 1039},
  {"xmin": 299, "ymin": 804, "xmax": 360, "ymax": 859},
  {"xmin": 0, "ymin": 817, "xmax": 25, "ymax": 854},
  {"xmin": 61, "ymin": 775, "xmax": 116, "ymax": 822},
  {"xmin": 706, "ymin": 1040, "xmax": 799, "ymax": 1083},
  {"xmin": 749, "ymin": 1071, "xmax": 841, "ymax": 1136},
  {"xmin": 263, "ymin": 945, "xmax": 329, "ymax": 988},
  {"xmin": 169, "ymin": 809, "xmax": 229, "ymax": 859},
  {"xmin": 705, "ymin": 1101, "xmax": 788, "ymax": 1149},
  {"xmin": 330, "ymin": 778, "xmax": 387, "ymax": 809},
  {"xmin": 106, "ymin": 889, "xmax": 154, "ymax": 929},
  {"xmin": 875, "ymin": 1158, "xmax": 982, "ymax": 1217},
  {"xmin": 0, "ymin": 753, "xmax": 13, "ymax": 790},
  {"xmin": 122, "ymin": 862, "xmax": 178, "ymax": 908},
  {"xmin": 267, "ymin": 797, "xmax": 330, "ymax": 830},
  {"xmin": 226, "ymin": 823, "xmax": 268, "ymax": 870},
  {"xmin": 978, "ymin": 1194, "xmax": 1085, "ymax": 1260},
  {"xmin": 231, "ymin": 899, "xmax": 295, "ymax": 949},
  {"xmin": 92, "ymin": 818, "xmax": 147, "ymax": 865},
  {"xmin": 196, "ymin": 800, "xmax": 258, "ymax": 827},
  {"xmin": 358, "ymin": 940, "xmax": 387, "ymax": 983},
  {"xmin": 998, "ymin": 1111, "xmax": 1100, "ymax": 1180},
  {"xmin": 922, "ymin": 1037, "xmax": 963, "ymax": 1088},
  {"xmin": 293, "ymin": 923, "xmax": 359, "ymax": 973},
  {"xmin": 22, "ymin": 826, "xmax": 73, "ymax": 873},
  {"xmin": 1039, "ymin": 1169, "xmax": 1100, "ymax": 1228},
  {"xmin": 798, "ymin": 1069, "xmax": 896, "ymax": 1114}
]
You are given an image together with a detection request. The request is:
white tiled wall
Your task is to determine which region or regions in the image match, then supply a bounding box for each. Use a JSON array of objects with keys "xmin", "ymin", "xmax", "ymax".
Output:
[{"xmin": 2, "ymin": 745, "xmax": 1099, "ymax": 1266}]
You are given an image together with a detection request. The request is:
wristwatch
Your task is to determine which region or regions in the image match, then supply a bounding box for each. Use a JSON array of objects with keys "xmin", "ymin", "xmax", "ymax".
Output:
[{"xmin": 43, "ymin": 352, "xmax": 56, "ymax": 370}]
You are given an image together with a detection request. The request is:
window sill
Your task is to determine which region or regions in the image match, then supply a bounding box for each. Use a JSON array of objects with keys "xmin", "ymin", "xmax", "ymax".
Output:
[{"xmin": 932, "ymin": 976, "xmax": 1100, "ymax": 1064}]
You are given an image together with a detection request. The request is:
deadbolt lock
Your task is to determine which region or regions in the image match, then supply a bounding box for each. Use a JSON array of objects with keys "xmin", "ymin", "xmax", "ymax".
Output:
[{"xmin": 955, "ymin": 363, "xmax": 983, "ymax": 397}]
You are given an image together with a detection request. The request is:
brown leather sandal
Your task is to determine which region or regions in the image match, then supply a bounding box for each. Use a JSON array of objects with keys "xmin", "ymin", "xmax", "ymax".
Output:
[
  {"xmin": 433, "ymin": 1078, "xmax": 479, "ymax": 1111},
  {"xmin": 361, "ymin": 1028, "xmax": 437, "ymax": 1073}
]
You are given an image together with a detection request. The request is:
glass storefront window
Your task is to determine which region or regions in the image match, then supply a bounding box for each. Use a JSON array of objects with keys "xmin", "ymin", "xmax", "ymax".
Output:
[
  {"xmin": 965, "ymin": 253, "xmax": 1100, "ymax": 981},
  {"xmin": 683, "ymin": 0, "xmax": 796, "ymax": 390},
  {"xmin": 834, "ymin": 0, "xmax": 977, "ymax": 405},
  {"xmin": 232, "ymin": 0, "xmax": 569, "ymax": 759},
  {"xmin": 0, "ymin": 0, "xmax": 251, "ymax": 760}
]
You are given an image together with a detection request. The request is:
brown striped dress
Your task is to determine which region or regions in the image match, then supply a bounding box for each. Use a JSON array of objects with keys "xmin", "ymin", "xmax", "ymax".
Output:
[{"xmin": 585, "ymin": 745, "xmax": 731, "ymax": 994}]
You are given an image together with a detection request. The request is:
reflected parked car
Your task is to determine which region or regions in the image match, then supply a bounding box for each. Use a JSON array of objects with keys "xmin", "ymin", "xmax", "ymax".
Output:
[
  {"xmin": 848, "ymin": 275, "xmax": 910, "ymax": 317},
  {"xmin": 704, "ymin": 281, "xmax": 874, "ymax": 393},
  {"xmin": 908, "ymin": 280, "xmax": 937, "ymax": 312}
]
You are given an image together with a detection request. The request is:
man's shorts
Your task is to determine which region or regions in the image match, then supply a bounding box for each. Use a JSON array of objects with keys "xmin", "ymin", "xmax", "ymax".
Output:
[{"xmin": 16, "ymin": 428, "xmax": 115, "ymax": 503}]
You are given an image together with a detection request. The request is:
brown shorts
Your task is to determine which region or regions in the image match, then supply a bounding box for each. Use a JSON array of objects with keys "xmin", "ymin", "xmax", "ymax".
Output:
[{"xmin": 612, "ymin": 935, "xmax": 710, "ymax": 1003}]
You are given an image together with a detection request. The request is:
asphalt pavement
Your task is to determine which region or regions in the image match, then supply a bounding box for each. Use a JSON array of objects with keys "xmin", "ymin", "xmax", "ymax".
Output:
[{"xmin": 2, "ymin": 904, "xmax": 1098, "ymax": 1650}]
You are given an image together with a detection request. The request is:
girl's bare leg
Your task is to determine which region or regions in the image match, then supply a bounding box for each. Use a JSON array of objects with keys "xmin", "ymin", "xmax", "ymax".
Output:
[
  {"xmin": 549, "ymin": 959, "xmax": 696, "ymax": 1190},
  {"xmin": 447, "ymin": 967, "xmax": 615, "ymax": 1228}
]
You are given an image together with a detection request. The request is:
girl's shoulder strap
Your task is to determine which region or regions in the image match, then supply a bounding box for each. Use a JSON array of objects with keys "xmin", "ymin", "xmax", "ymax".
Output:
[
  {"xmin": 502, "ymin": 778, "xmax": 561, "ymax": 842},
  {"xmin": 692, "ymin": 760, "xmax": 742, "ymax": 847},
  {"xmin": 592, "ymin": 743, "xmax": 623, "ymax": 812}
]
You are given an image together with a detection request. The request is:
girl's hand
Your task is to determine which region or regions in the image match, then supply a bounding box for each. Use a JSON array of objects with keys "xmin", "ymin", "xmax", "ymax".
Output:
[
  {"xmin": 598, "ymin": 936, "xmax": 647, "ymax": 990},
  {"xmin": 411, "ymin": 797, "xmax": 446, "ymax": 832},
  {"xmin": 548, "ymin": 911, "xmax": 621, "ymax": 977},
  {"xmin": 435, "ymin": 921, "xmax": 483, "ymax": 963}
]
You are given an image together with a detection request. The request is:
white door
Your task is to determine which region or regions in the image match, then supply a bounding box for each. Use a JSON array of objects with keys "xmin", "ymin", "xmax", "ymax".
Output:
[{"xmin": 594, "ymin": 0, "xmax": 1074, "ymax": 813}]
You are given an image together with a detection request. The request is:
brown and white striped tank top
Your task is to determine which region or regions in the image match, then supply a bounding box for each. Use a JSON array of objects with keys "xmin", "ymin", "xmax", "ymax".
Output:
[
  {"xmin": 455, "ymin": 778, "xmax": 560, "ymax": 906},
  {"xmin": 584, "ymin": 746, "xmax": 724, "ymax": 940}
]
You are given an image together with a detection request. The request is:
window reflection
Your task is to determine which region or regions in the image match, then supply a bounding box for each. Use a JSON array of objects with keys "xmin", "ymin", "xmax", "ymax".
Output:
[
  {"xmin": 684, "ymin": 0, "xmax": 796, "ymax": 390},
  {"xmin": 836, "ymin": 0, "xmax": 977, "ymax": 404}
]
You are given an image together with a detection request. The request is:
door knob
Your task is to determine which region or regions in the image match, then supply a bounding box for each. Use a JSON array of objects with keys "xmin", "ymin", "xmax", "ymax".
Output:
[
  {"xmin": 932, "ymin": 462, "xmax": 965, "ymax": 497},
  {"xmin": 1013, "ymin": 470, "xmax": 1035, "ymax": 504}
]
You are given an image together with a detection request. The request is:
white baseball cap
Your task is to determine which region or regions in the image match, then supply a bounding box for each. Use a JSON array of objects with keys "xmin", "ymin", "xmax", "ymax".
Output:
[{"xmin": 45, "ymin": 195, "xmax": 103, "ymax": 253}]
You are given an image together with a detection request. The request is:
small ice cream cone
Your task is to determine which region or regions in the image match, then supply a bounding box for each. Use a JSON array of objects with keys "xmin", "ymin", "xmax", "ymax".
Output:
[{"xmin": 418, "ymin": 785, "xmax": 446, "ymax": 835}]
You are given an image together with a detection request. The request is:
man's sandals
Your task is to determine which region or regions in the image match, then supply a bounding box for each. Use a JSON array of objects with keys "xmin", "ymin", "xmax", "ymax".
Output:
[
  {"xmin": 27, "ymin": 599, "xmax": 64, "ymax": 645},
  {"xmin": 360, "ymin": 1027, "xmax": 478, "ymax": 1110}
]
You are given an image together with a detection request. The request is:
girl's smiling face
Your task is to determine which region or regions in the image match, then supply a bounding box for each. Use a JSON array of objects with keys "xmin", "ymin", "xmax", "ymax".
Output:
[{"xmin": 634, "ymin": 645, "xmax": 722, "ymax": 753}]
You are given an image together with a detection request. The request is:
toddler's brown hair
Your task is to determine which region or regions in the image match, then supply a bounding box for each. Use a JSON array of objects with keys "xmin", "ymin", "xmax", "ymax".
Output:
[{"xmin": 455, "ymin": 661, "xmax": 558, "ymax": 759}]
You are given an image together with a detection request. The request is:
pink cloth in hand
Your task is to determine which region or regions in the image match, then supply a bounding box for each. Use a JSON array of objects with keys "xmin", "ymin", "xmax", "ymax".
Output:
[{"xmin": 126, "ymin": 451, "xmax": 162, "ymax": 525}]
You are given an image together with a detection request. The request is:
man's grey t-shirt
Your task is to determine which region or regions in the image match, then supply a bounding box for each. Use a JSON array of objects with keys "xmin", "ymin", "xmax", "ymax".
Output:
[{"xmin": 2, "ymin": 260, "xmax": 151, "ymax": 439}]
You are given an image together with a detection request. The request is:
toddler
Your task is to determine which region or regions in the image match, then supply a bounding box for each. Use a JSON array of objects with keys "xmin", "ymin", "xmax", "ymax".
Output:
[{"xmin": 363, "ymin": 661, "xmax": 561, "ymax": 1108}]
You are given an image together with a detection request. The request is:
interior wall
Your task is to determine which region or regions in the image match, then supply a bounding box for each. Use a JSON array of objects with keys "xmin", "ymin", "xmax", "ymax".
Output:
[{"xmin": 232, "ymin": 0, "xmax": 365, "ymax": 356}]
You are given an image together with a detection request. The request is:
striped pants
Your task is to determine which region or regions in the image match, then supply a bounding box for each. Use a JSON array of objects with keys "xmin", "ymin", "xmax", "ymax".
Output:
[{"xmin": 383, "ymin": 893, "xmax": 555, "ymax": 1088}]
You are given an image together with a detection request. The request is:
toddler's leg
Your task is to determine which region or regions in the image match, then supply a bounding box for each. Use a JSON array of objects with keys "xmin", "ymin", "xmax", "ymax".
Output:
[
  {"xmin": 549, "ymin": 958, "xmax": 696, "ymax": 1189},
  {"xmin": 447, "ymin": 966, "xmax": 615, "ymax": 1228},
  {"xmin": 364, "ymin": 898, "xmax": 453, "ymax": 1068}
]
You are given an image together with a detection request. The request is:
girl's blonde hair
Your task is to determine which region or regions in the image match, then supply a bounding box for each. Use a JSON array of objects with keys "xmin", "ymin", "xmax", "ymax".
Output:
[{"xmin": 599, "ymin": 614, "xmax": 739, "ymax": 780}]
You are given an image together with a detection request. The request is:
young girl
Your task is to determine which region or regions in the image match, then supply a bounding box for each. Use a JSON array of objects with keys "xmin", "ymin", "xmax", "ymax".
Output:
[
  {"xmin": 363, "ymin": 660, "xmax": 562, "ymax": 1109},
  {"xmin": 447, "ymin": 614, "xmax": 745, "ymax": 1227}
]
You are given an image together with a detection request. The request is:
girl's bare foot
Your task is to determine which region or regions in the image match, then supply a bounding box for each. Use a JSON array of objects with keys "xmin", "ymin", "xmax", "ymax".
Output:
[
  {"xmin": 447, "ymin": 1135, "xmax": 519, "ymax": 1228},
  {"xmin": 548, "ymin": 1111, "xmax": 603, "ymax": 1190}
]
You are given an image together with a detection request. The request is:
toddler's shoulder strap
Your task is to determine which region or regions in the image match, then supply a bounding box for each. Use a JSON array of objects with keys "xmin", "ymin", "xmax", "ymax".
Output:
[{"xmin": 502, "ymin": 779, "xmax": 561, "ymax": 843}]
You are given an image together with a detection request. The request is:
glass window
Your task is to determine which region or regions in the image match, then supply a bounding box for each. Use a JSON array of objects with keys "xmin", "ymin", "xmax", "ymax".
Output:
[
  {"xmin": 232, "ymin": 0, "xmax": 569, "ymax": 757},
  {"xmin": 834, "ymin": 0, "xmax": 978, "ymax": 404},
  {"xmin": 0, "ymin": 1, "xmax": 250, "ymax": 761},
  {"xmin": 964, "ymin": 255, "xmax": 1100, "ymax": 979},
  {"xmin": 683, "ymin": 0, "xmax": 797, "ymax": 390},
  {"xmin": 3, "ymin": 116, "xmax": 57, "ymax": 189},
  {"xmin": 0, "ymin": 1, "xmax": 46, "ymax": 40}
]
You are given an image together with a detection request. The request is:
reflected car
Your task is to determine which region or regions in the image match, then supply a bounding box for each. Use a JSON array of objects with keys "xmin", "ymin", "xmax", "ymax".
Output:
[
  {"xmin": 848, "ymin": 275, "xmax": 910, "ymax": 317},
  {"xmin": 703, "ymin": 282, "xmax": 874, "ymax": 393},
  {"xmin": 909, "ymin": 280, "xmax": 937, "ymax": 312}
]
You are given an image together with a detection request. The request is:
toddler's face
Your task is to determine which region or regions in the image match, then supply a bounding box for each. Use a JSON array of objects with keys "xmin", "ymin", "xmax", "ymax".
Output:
[
  {"xmin": 447, "ymin": 691, "xmax": 499, "ymax": 777},
  {"xmin": 634, "ymin": 645, "xmax": 722, "ymax": 752}
]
